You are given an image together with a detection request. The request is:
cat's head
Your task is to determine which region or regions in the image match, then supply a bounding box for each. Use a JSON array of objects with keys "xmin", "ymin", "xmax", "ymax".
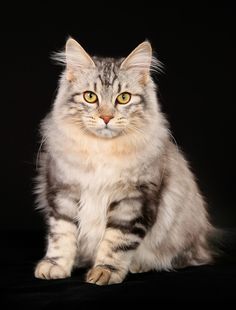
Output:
[{"xmin": 52, "ymin": 38, "xmax": 161, "ymax": 140}]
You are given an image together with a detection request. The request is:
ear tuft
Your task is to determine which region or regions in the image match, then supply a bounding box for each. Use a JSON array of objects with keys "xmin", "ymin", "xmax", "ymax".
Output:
[
  {"xmin": 120, "ymin": 41, "xmax": 152, "ymax": 71},
  {"xmin": 52, "ymin": 37, "xmax": 95, "ymax": 81},
  {"xmin": 65, "ymin": 38, "xmax": 95, "ymax": 69},
  {"xmin": 120, "ymin": 41, "xmax": 163, "ymax": 84}
]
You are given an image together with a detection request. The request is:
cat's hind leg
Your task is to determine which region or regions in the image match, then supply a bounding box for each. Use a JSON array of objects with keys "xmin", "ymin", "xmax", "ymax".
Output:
[{"xmin": 129, "ymin": 260, "xmax": 151, "ymax": 274}]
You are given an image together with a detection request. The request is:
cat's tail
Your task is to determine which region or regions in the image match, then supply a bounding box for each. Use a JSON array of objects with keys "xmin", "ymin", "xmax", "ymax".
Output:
[{"xmin": 209, "ymin": 226, "xmax": 236, "ymax": 264}]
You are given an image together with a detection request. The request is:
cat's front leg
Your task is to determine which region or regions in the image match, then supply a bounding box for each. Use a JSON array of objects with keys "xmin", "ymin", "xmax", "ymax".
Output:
[
  {"xmin": 86, "ymin": 197, "xmax": 150, "ymax": 285},
  {"xmin": 35, "ymin": 213, "xmax": 77, "ymax": 280}
]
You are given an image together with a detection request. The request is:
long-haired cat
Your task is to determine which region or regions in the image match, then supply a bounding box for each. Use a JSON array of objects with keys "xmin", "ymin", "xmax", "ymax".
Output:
[{"xmin": 34, "ymin": 38, "xmax": 215, "ymax": 285}]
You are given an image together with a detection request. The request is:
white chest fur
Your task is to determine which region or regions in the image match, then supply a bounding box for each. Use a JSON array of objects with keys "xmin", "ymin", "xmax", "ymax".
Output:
[
  {"xmin": 55, "ymin": 152, "xmax": 129, "ymax": 262},
  {"xmin": 51, "ymin": 128, "xmax": 159, "ymax": 263}
]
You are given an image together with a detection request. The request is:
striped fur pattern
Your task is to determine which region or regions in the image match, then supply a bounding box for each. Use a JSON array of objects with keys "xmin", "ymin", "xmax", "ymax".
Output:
[{"xmin": 34, "ymin": 38, "xmax": 215, "ymax": 285}]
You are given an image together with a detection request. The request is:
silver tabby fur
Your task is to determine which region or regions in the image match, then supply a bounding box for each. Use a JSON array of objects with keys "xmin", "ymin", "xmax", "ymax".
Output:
[{"xmin": 34, "ymin": 38, "xmax": 215, "ymax": 285}]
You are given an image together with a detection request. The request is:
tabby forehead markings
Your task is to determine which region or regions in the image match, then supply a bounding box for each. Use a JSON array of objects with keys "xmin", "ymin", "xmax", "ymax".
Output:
[
  {"xmin": 117, "ymin": 83, "xmax": 121, "ymax": 94},
  {"xmin": 94, "ymin": 82, "xmax": 97, "ymax": 92},
  {"xmin": 97, "ymin": 61, "xmax": 119, "ymax": 87}
]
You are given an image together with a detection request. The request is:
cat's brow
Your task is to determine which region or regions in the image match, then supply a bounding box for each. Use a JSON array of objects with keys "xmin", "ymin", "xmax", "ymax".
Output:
[
  {"xmin": 117, "ymin": 83, "xmax": 121, "ymax": 93},
  {"xmin": 72, "ymin": 92, "xmax": 83, "ymax": 97},
  {"xmin": 133, "ymin": 93, "xmax": 144, "ymax": 98}
]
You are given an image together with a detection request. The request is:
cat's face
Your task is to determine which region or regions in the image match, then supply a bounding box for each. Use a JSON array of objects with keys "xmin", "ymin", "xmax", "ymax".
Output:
[{"xmin": 54, "ymin": 39, "xmax": 159, "ymax": 139}]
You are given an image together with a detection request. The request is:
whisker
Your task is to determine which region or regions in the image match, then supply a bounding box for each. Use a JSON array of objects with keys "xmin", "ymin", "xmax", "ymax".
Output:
[
  {"xmin": 167, "ymin": 129, "xmax": 179, "ymax": 152},
  {"xmin": 36, "ymin": 136, "xmax": 47, "ymax": 170}
]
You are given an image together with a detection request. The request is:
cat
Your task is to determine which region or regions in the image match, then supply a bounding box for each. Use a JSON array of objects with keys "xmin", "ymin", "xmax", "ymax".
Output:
[{"xmin": 34, "ymin": 38, "xmax": 215, "ymax": 285}]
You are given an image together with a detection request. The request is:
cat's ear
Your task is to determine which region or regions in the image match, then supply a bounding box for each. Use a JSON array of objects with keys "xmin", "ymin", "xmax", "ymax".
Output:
[
  {"xmin": 120, "ymin": 41, "xmax": 153, "ymax": 84},
  {"xmin": 65, "ymin": 38, "xmax": 95, "ymax": 81}
]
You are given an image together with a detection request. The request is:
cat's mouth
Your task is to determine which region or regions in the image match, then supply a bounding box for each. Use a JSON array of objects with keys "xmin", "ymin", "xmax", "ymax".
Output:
[
  {"xmin": 97, "ymin": 127, "xmax": 118, "ymax": 138},
  {"xmin": 88, "ymin": 124, "xmax": 121, "ymax": 138}
]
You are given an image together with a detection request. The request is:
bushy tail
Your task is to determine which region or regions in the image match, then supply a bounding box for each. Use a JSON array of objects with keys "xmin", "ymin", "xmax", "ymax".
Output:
[{"xmin": 209, "ymin": 227, "xmax": 236, "ymax": 264}]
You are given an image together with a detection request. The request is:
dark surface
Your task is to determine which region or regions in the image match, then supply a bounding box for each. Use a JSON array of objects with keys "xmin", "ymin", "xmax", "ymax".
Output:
[{"xmin": 2, "ymin": 230, "xmax": 236, "ymax": 306}]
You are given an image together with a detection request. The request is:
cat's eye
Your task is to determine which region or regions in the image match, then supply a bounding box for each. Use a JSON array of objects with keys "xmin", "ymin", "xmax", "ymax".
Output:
[
  {"xmin": 83, "ymin": 91, "xmax": 98, "ymax": 104},
  {"xmin": 116, "ymin": 92, "xmax": 131, "ymax": 104}
]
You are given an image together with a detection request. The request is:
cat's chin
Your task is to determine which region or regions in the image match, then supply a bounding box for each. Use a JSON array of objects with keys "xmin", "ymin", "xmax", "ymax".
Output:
[{"xmin": 90, "ymin": 128, "xmax": 121, "ymax": 139}]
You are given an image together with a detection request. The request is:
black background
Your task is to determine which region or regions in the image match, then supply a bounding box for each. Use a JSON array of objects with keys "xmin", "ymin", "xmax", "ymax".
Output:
[{"xmin": 1, "ymin": 4, "xmax": 235, "ymax": 305}]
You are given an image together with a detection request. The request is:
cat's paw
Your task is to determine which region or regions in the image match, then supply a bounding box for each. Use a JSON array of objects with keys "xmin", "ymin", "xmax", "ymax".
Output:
[
  {"xmin": 86, "ymin": 266, "xmax": 111, "ymax": 285},
  {"xmin": 86, "ymin": 265, "xmax": 124, "ymax": 285},
  {"xmin": 129, "ymin": 261, "xmax": 143, "ymax": 273},
  {"xmin": 34, "ymin": 259, "xmax": 70, "ymax": 280},
  {"xmin": 129, "ymin": 261, "xmax": 150, "ymax": 273}
]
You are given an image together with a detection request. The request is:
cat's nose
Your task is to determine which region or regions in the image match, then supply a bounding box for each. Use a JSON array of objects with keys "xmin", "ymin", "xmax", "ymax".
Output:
[{"xmin": 100, "ymin": 115, "xmax": 114, "ymax": 124}]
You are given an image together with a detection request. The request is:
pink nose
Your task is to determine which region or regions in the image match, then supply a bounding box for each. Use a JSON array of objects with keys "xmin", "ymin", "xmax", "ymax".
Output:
[{"xmin": 100, "ymin": 115, "xmax": 114, "ymax": 124}]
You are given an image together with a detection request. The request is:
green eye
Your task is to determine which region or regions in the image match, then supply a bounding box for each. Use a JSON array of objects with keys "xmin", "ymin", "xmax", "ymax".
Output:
[
  {"xmin": 83, "ymin": 91, "xmax": 98, "ymax": 103},
  {"xmin": 116, "ymin": 92, "xmax": 131, "ymax": 104}
]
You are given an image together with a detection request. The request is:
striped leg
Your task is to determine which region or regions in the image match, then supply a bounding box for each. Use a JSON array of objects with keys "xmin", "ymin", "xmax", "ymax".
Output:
[
  {"xmin": 86, "ymin": 198, "xmax": 150, "ymax": 285},
  {"xmin": 35, "ymin": 214, "xmax": 77, "ymax": 280}
]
